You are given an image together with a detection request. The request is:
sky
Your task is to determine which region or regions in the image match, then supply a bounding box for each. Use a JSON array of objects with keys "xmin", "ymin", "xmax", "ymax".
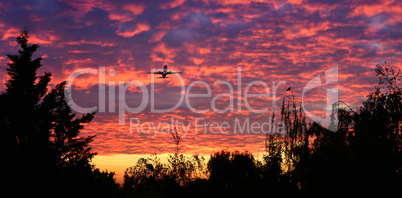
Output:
[{"xmin": 0, "ymin": 0, "xmax": 401, "ymax": 183}]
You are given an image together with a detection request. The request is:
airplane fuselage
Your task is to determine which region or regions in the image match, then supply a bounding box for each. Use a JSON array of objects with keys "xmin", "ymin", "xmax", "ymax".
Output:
[{"xmin": 162, "ymin": 65, "xmax": 168, "ymax": 78}]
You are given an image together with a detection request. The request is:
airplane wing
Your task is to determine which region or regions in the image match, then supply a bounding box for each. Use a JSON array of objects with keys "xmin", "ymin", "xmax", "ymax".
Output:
[
  {"xmin": 147, "ymin": 71, "xmax": 162, "ymax": 74},
  {"xmin": 167, "ymin": 71, "xmax": 182, "ymax": 74}
]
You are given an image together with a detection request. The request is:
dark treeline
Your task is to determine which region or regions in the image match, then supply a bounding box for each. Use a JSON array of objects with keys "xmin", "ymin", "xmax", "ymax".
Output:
[{"xmin": 1, "ymin": 30, "xmax": 402, "ymax": 197}]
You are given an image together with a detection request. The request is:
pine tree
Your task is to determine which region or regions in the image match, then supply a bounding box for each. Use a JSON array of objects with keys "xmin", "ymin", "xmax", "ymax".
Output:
[
  {"xmin": 0, "ymin": 29, "xmax": 97, "ymax": 192},
  {"xmin": 0, "ymin": 29, "xmax": 51, "ymax": 185},
  {"xmin": 43, "ymin": 82, "xmax": 96, "ymax": 170}
]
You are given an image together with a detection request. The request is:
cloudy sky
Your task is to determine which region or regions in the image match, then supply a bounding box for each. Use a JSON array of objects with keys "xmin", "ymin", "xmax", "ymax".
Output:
[{"xmin": 0, "ymin": 0, "xmax": 401, "ymax": 182}]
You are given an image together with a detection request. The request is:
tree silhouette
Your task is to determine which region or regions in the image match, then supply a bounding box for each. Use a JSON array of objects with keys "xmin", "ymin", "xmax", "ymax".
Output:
[
  {"xmin": 207, "ymin": 150, "xmax": 260, "ymax": 197},
  {"xmin": 350, "ymin": 63, "xmax": 402, "ymax": 192},
  {"xmin": 292, "ymin": 63, "xmax": 402, "ymax": 194},
  {"xmin": 0, "ymin": 29, "xmax": 101, "ymax": 194},
  {"xmin": 123, "ymin": 127, "xmax": 206, "ymax": 197},
  {"xmin": 123, "ymin": 154, "xmax": 178, "ymax": 197},
  {"xmin": 257, "ymin": 62, "xmax": 402, "ymax": 194},
  {"xmin": 0, "ymin": 29, "xmax": 53, "ymax": 190},
  {"xmin": 45, "ymin": 82, "xmax": 96, "ymax": 170}
]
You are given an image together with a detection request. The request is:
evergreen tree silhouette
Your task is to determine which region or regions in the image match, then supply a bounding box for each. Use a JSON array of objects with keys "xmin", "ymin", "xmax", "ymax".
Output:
[
  {"xmin": 0, "ymin": 29, "xmax": 52, "ymax": 189},
  {"xmin": 44, "ymin": 82, "xmax": 96, "ymax": 170},
  {"xmin": 0, "ymin": 29, "xmax": 99, "ymax": 194}
]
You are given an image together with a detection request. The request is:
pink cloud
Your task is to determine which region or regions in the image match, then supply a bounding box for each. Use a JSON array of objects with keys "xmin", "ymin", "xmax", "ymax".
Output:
[
  {"xmin": 1, "ymin": 27, "xmax": 19, "ymax": 40},
  {"xmin": 149, "ymin": 30, "xmax": 168, "ymax": 43},
  {"xmin": 159, "ymin": 0, "xmax": 186, "ymax": 9},
  {"xmin": 108, "ymin": 12, "xmax": 133, "ymax": 23},
  {"xmin": 65, "ymin": 58, "xmax": 94, "ymax": 65},
  {"xmin": 150, "ymin": 42, "xmax": 177, "ymax": 63},
  {"xmin": 123, "ymin": 3, "xmax": 146, "ymax": 15},
  {"xmin": 115, "ymin": 22, "xmax": 150, "ymax": 38}
]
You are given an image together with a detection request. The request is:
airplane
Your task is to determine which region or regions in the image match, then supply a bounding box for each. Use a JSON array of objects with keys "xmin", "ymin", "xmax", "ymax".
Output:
[{"xmin": 147, "ymin": 65, "xmax": 182, "ymax": 79}]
